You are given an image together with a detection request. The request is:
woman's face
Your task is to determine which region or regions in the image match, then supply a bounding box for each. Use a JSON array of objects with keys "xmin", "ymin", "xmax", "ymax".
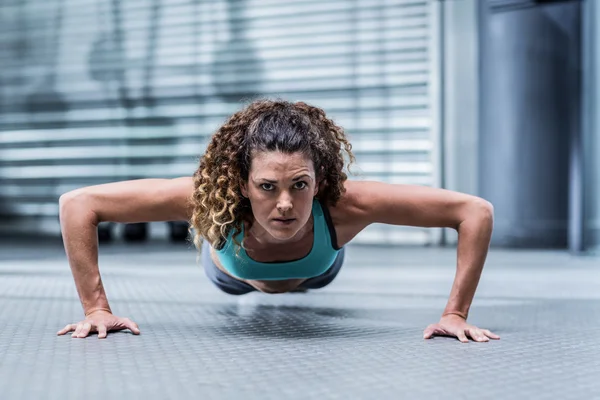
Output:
[{"xmin": 240, "ymin": 150, "xmax": 319, "ymax": 242}]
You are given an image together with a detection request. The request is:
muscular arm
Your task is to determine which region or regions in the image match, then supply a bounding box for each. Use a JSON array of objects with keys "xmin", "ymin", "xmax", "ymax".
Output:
[
  {"xmin": 59, "ymin": 177, "xmax": 194, "ymax": 315},
  {"xmin": 349, "ymin": 181, "xmax": 494, "ymax": 320},
  {"xmin": 443, "ymin": 205, "xmax": 493, "ymax": 319}
]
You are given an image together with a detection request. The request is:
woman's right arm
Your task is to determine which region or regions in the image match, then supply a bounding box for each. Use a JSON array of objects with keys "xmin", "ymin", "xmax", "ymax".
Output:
[{"xmin": 57, "ymin": 177, "xmax": 194, "ymax": 337}]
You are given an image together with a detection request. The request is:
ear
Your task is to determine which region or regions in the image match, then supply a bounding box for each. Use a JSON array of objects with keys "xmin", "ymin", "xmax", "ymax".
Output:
[
  {"xmin": 314, "ymin": 166, "xmax": 325, "ymax": 196},
  {"xmin": 240, "ymin": 180, "xmax": 249, "ymax": 197}
]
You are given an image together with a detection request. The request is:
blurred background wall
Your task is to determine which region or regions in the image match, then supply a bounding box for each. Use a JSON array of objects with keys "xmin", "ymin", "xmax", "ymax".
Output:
[
  {"xmin": 0, "ymin": 0, "xmax": 440, "ymax": 245},
  {"xmin": 0, "ymin": 0, "xmax": 598, "ymax": 253},
  {"xmin": 582, "ymin": 0, "xmax": 600, "ymax": 253},
  {"xmin": 479, "ymin": 0, "xmax": 580, "ymax": 249}
]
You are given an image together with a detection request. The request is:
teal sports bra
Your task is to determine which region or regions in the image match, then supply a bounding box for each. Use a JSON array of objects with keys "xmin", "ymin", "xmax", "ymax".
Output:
[{"xmin": 214, "ymin": 198, "xmax": 342, "ymax": 281}]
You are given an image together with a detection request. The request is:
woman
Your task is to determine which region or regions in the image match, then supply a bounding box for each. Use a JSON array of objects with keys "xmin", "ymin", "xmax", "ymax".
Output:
[{"xmin": 57, "ymin": 99, "xmax": 500, "ymax": 343}]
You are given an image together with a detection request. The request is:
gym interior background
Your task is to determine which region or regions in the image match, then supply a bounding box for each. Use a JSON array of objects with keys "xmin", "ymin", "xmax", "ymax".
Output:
[
  {"xmin": 1, "ymin": 1, "xmax": 600, "ymax": 399},
  {"xmin": 1, "ymin": 0, "xmax": 598, "ymax": 253}
]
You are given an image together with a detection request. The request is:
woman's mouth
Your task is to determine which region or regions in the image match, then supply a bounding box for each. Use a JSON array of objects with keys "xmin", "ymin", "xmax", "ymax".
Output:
[{"xmin": 273, "ymin": 218, "xmax": 296, "ymax": 225}]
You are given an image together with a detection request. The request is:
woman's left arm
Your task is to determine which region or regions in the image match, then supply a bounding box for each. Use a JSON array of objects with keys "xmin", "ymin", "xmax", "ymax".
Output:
[{"xmin": 350, "ymin": 181, "xmax": 500, "ymax": 343}]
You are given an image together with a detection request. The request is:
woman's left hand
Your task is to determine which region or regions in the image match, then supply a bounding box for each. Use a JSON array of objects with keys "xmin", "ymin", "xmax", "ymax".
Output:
[{"xmin": 423, "ymin": 314, "xmax": 500, "ymax": 343}]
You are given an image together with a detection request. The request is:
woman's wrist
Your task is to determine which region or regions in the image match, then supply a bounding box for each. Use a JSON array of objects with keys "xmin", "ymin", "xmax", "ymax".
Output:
[
  {"xmin": 85, "ymin": 306, "xmax": 112, "ymax": 317},
  {"xmin": 441, "ymin": 311, "xmax": 468, "ymax": 320}
]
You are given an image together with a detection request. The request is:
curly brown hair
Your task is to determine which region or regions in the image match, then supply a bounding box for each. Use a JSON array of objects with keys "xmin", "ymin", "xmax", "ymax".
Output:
[{"xmin": 189, "ymin": 98, "xmax": 356, "ymax": 254}]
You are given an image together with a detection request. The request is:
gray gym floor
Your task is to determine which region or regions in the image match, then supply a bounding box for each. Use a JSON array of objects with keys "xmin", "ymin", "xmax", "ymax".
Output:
[{"xmin": 0, "ymin": 238, "xmax": 599, "ymax": 400}]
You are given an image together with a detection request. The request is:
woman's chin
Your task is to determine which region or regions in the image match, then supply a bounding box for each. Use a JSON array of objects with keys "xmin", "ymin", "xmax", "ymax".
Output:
[
  {"xmin": 254, "ymin": 216, "xmax": 310, "ymax": 242},
  {"xmin": 267, "ymin": 226, "xmax": 302, "ymax": 241},
  {"xmin": 268, "ymin": 231, "xmax": 298, "ymax": 241}
]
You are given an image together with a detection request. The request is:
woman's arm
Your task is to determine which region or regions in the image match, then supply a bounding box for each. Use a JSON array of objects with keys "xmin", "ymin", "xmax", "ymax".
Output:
[
  {"xmin": 59, "ymin": 177, "xmax": 194, "ymax": 316},
  {"xmin": 348, "ymin": 181, "xmax": 498, "ymax": 342}
]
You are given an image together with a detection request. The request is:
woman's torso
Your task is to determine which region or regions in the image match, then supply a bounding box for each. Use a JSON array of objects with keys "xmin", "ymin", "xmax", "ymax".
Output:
[{"xmin": 209, "ymin": 182, "xmax": 367, "ymax": 293}]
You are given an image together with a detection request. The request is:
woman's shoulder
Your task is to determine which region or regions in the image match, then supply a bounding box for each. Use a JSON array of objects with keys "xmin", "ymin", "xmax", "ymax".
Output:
[
  {"xmin": 325, "ymin": 180, "xmax": 373, "ymax": 246},
  {"xmin": 327, "ymin": 180, "xmax": 368, "ymax": 217}
]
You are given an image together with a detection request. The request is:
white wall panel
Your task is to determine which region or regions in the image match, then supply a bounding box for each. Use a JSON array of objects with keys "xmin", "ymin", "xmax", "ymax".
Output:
[{"xmin": 0, "ymin": 0, "xmax": 440, "ymax": 244}]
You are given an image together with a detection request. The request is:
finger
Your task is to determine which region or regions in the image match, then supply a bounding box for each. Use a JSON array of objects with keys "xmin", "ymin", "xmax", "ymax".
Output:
[
  {"xmin": 457, "ymin": 330, "xmax": 469, "ymax": 343},
  {"xmin": 466, "ymin": 328, "xmax": 484, "ymax": 342},
  {"xmin": 482, "ymin": 329, "xmax": 501, "ymax": 340},
  {"xmin": 475, "ymin": 329, "xmax": 490, "ymax": 342},
  {"xmin": 57, "ymin": 324, "xmax": 76, "ymax": 335},
  {"xmin": 77, "ymin": 322, "xmax": 93, "ymax": 338},
  {"xmin": 123, "ymin": 318, "xmax": 141, "ymax": 335},
  {"xmin": 97, "ymin": 324, "xmax": 108, "ymax": 339},
  {"xmin": 423, "ymin": 324, "xmax": 437, "ymax": 339},
  {"xmin": 468, "ymin": 328, "xmax": 489, "ymax": 342},
  {"xmin": 71, "ymin": 323, "xmax": 84, "ymax": 338}
]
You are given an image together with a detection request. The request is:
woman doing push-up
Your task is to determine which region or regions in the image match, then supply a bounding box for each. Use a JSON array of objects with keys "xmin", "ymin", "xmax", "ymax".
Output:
[{"xmin": 57, "ymin": 99, "xmax": 500, "ymax": 343}]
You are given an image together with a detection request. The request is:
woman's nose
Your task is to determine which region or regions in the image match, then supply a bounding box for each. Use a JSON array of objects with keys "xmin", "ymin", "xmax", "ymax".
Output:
[{"xmin": 277, "ymin": 194, "xmax": 293, "ymax": 212}]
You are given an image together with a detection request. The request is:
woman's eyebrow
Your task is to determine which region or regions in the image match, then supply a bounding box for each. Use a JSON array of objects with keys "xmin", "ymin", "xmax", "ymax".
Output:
[{"xmin": 254, "ymin": 174, "xmax": 312, "ymax": 184}]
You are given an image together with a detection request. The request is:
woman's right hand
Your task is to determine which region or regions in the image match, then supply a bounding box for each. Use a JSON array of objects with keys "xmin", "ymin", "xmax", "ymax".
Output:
[{"xmin": 57, "ymin": 310, "xmax": 141, "ymax": 339}]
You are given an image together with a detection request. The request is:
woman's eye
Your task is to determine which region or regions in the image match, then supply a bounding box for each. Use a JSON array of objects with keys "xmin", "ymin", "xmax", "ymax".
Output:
[
  {"xmin": 260, "ymin": 183, "xmax": 274, "ymax": 191},
  {"xmin": 294, "ymin": 181, "xmax": 307, "ymax": 190}
]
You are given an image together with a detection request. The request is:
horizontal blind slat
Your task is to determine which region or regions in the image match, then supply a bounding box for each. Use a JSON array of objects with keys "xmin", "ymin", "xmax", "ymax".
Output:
[{"xmin": 0, "ymin": 0, "xmax": 435, "ymax": 245}]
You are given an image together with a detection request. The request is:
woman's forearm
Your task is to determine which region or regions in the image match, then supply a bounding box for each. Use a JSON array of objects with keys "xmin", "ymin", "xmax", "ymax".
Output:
[
  {"xmin": 59, "ymin": 192, "xmax": 112, "ymax": 316},
  {"xmin": 442, "ymin": 203, "xmax": 494, "ymax": 320}
]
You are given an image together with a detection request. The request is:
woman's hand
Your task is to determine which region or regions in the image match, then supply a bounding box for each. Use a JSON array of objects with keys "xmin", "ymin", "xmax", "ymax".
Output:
[
  {"xmin": 57, "ymin": 310, "xmax": 141, "ymax": 339},
  {"xmin": 423, "ymin": 314, "xmax": 500, "ymax": 343}
]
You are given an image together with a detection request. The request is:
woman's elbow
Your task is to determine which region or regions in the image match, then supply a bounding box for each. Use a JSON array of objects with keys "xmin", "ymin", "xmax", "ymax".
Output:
[
  {"xmin": 59, "ymin": 189, "xmax": 84, "ymax": 211},
  {"xmin": 479, "ymin": 199, "xmax": 494, "ymax": 220},
  {"xmin": 472, "ymin": 199, "xmax": 494, "ymax": 230},
  {"xmin": 459, "ymin": 198, "xmax": 494, "ymax": 228},
  {"xmin": 59, "ymin": 189, "xmax": 95, "ymax": 221}
]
